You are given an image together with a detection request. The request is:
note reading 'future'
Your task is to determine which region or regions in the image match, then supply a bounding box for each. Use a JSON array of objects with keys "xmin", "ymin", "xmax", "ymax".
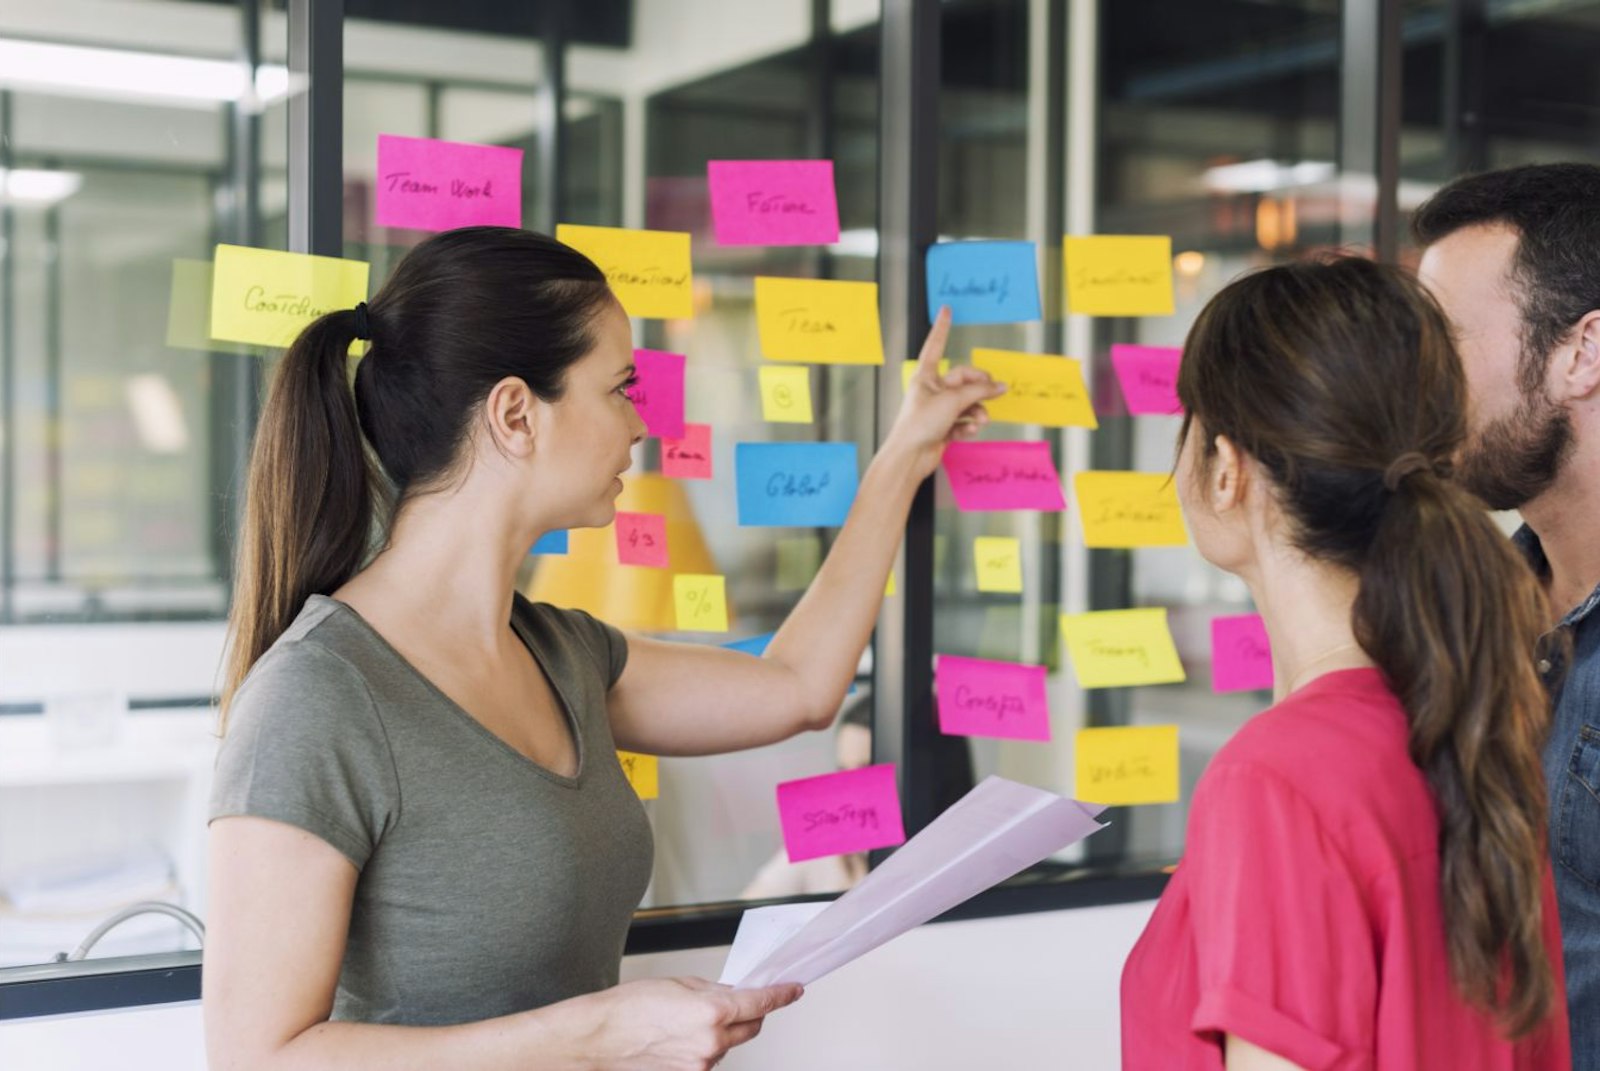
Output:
[
  {"xmin": 940, "ymin": 441, "xmax": 1067, "ymax": 512},
  {"xmin": 672, "ymin": 574, "xmax": 729, "ymax": 633},
  {"xmin": 935, "ymin": 655, "xmax": 1051, "ymax": 742},
  {"xmin": 615, "ymin": 511, "xmax": 669, "ymax": 568},
  {"xmin": 210, "ymin": 244, "xmax": 371, "ymax": 349},
  {"xmin": 754, "ymin": 276, "xmax": 884, "ymax": 365},
  {"xmin": 1110, "ymin": 343, "xmax": 1183, "ymax": 415},
  {"xmin": 1074, "ymin": 471, "xmax": 1187, "ymax": 548},
  {"xmin": 556, "ymin": 224, "xmax": 693, "ymax": 319},
  {"xmin": 1063, "ymin": 235, "xmax": 1174, "ymax": 317},
  {"xmin": 735, "ymin": 442, "xmax": 859, "ymax": 527},
  {"xmin": 776, "ymin": 764, "xmax": 907, "ymax": 862},
  {"xmin": 1075, "ymin": 725, "xmax": 1180, "ymax": 806},
  {"xmin": 1059, "ymin": 608, "xmax": 1186, "ymax": 689},
  {"xmin": 707, "ymin": 160, "xmax": 840, "ymax": 246},
  {"xmin": 374, "ymin": 134, "xmax": 523, "ymax": 232},
  {"xmin": 662, "ymin": 423, "xmax": 713, "ymax": 480},
  {"xmin": 924, "ymin": 241, "xmax": 1042, "ymax": 325},
  {"xmin": 628, "ymin": 348, "xmax": 686, "ymax": 439},
  {"xmin": 971, "ymin": 349, "xmax": 1098, "ymax": 428},
  {"xmin": 1211, "ymin": 613, "xmax": 1274, "ymax": 693}
]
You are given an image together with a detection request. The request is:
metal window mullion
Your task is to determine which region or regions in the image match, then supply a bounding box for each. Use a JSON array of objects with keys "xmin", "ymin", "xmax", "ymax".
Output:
[
  {"xmin": 1338, "ymin": 0, "xmax": 1403, "ymax": 261},
  {"xmin": 288, "ymin": 0, "xmax": 344, "ymax": 258}
]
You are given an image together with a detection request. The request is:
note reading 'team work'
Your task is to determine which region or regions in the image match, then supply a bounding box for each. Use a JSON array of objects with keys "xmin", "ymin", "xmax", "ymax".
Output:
[
  {"xmin": 1063, "ymin": 235, "xmax": 1174, "ymax": 317},
  {"xmin": 754, "ymin": 277, "xmax": 884, "ymax": 365},
  {"xmin": 1074, "ymin": 471, "xmax": 1188, "ymax": 548},
  {"xmin": 555, "ymin": 224, "xmax": 693, "ymax": 319},
  {"xmin": 617, "ymin": 750, "xmax": 660, "ymax": 800},
  {"xmin": 1211, "ymin": 613, "xmax": 1274, "ymax": 693},
  {"xmin": 776, "ymin": 764, "xmax": 907, "ymax": 863},
  {"xmin": 707, "ymin": 160, "xmax": 840, "ymax": 246},
  {"xmin": 662, "ymin": 423, "xmax": 713, "ymax": 480},
  {"xmin": 1059, "ymin": 608, "xmax": 1187, "ymax": 689},
  {"xmin": 627, "ymin": 348, "xmax": 686, "ymax": 439},
  {"xmin": 940, "ymin": 441, "xmax": 1067, "ymax": 512},
  {"xmin": 970, "ymin": 349, "xmax": 1098, "ymax": 428},
  {"xmin": 615, "ymin": 511, "xmax": 669, "ymax": 568},
  {"xmin": 672, "ymin": 574, "xmax": 729, "ymax": 633},
  {"xmin": 1075, "ymin": 725, "xmax": 1180, "ymax": 806},
  {"xmin": 374, "ymin": 134, "xmax": 523, "ymax": 232},
  {"xmin": 924, "ymin": 241, "xmax": 1042, "ymax": 325},
  {"xmin": 735, "ymin": 442, "xmax": 859, "ymax": 527},
  {"xmin": 935, "ymin": 655, "xmax": 1051, "ymax": 742},
  {"xmin": 210, "ymin": 244, "xmax": 371, "ymax": 349},
  {"xmin": 1110, "ymin": 344, "xmax": 1183, "ymax": 416}
]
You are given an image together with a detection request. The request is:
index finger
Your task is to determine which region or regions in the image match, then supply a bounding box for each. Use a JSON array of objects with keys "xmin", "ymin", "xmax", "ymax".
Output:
[
  {"xmin": 916, "ymin": 305, "xmax": 952, "ymax": 377},
  {"xmin": 723, "ymin": 982, "xmax": 804, "ymax": 1023}
]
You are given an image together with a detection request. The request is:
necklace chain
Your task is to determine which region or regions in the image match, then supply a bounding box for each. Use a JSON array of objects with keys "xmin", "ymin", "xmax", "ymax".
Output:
[{"xmin": 1283, "ymin": 641, "xmax": 1368, "ymax": 695}]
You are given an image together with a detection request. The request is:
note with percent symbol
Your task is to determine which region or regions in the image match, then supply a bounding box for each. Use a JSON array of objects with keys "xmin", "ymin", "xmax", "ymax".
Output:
[
  {"xmin": 672, "ymin": 574, "xmax": 729, "ymax": 632},
  {"xmin": 1075, "ymin": 725, "xmax": 1180, "ymax": 806},
  {"xmin": 973, "ymin": 536, "xmax": 1022, "ymax": 593}
]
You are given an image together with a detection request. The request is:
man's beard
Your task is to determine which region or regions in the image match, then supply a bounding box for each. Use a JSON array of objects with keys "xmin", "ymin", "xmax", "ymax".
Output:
[{"xmin": 1457, "ymin": 375, "xmax": 1574, "ymax": 511}]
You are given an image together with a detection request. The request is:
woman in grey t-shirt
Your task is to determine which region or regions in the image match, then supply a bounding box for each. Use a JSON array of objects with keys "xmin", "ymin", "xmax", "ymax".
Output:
[{"xmin": 204, "ymin": 227, "xmax": 1003, "ymax": 1070}]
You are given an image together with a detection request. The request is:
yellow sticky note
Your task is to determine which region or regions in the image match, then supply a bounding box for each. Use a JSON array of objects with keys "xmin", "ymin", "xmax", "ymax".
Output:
[
  {"xmin": 776, "ymin": 536, "xmax": 822, "ymax": 592},
  {"xmin": 1063, "ymin": 235, "xmax": 1174, "ymax": 317},
  {"xmin": 1075, "ymin": 725, "xmax": 1180, "ymax": 805},
  {"xmin": 1074, "ymin": 471, "xmax": 1187, "ymax": 548},
  {"xmin": 755, "ymin": 277, "xmax": 884, "ymax": 364},
  {"xmin": 759, "ymin": 366, "xmax": 815, "ymax": 423},
  {"xmin": 556, "ymin": 223, "xmax": 693, "ymax": 319},
  {"xmin": 673, "ymin": 573, "xmax": 729, "ymax": 632},
  {"xmin": 1060, "ymin": 608, "xmax": 1186, "ymax": 688},
  {"xmin": 168, "ymin": 259, "xmax": 252, "ymax": 355},
  {"xmin": 885, "ymin": 569, "xmax": 897, "ymax": 597},
  {"xmin": 901, "ymin": 358, "xmax": 951, "ymax": 392},
  {"xmin": 617, "ymin": 750, "xmax": 659, "ymax": 800},
  {"xmin": 209, "ymin": 244, "xmax": 371, "ymax": 348},
  {"xmin": 971, "ymin": 349, "xmax": 1098, "ymax": 428},
  {"xmin": 973, "ymin": 536, "xmax": 1022, "ymax": 593}
]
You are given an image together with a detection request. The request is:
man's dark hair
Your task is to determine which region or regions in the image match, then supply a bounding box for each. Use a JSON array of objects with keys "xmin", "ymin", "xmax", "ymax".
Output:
[{"xmin": 1412, "ymin": 162, "xmax": 1600, "ymax": 385}]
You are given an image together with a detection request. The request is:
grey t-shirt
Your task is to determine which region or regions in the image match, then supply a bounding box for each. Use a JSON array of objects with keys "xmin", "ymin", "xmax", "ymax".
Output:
[{"xmin": 209, "ymin": 592, "xmax": 654, "ymax": 1026}]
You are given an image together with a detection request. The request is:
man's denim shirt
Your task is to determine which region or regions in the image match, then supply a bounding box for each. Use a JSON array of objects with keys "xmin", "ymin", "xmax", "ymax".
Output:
[{"xmin": 1516, "ymin": 525, "xmax": 1600, "ymax": 1064}]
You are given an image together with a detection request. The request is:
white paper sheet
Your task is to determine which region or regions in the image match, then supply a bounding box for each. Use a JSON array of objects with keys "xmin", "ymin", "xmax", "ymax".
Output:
[
  {"xmin": 723, "ymin": 776, "xmax": 1107, "ymax": 988},
  {"xmin": 717, "ymin": 901, "xmax": 831, "ymax": 985}
]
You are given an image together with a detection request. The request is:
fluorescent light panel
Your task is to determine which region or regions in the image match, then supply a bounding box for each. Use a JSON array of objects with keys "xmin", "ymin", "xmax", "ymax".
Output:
[
  {"xmin": 0, "ymin": 168, "xmax": 82, "ymax": 206},
  {"xmin": 0, "ymin": 37, "xmax": 294, "ymax": 109}
]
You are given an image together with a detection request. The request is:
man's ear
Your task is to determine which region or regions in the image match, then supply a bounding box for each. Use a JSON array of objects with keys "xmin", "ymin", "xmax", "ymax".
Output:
[
  {"xmin": 484, "ymin": 376, "xmax": 537, "ymax": 458},
  {"xmin": 1562, "ymin": 310, "xmax": 1600, "ymax": 401},
  {"xmin": 1210, "ymin": 433, "xmax": 1247, "ymax": 512}
]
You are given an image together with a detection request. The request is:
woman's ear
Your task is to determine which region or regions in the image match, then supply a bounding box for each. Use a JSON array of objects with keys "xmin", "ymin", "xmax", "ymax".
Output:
[
  {"xmin": 1210, "ymin": 433, "xmax": 1248, "ymax": 512},
  {"xmin": 484, "ymin": 376, "xmax": 538, "ymax": 459}
]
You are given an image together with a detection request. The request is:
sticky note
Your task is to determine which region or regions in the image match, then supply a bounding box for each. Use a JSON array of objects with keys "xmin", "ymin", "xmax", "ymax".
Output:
[
  {"xmin": 707, "ymin": 159, "xmax": 840, "ymax": 246},
  {"xmin": 617, "ymin": 750, "xmax": 659, "ymax": 800},
  {"xmin": 925, "ymin": 241, "xmax": 1041, "ymax": 325},
  {"xmin": 615, "ymin": 511, "xmax": 669, "ymax": 568},
  {"xmin": 754, "ymin": 277, "xmax": 884, "ymax": 365},
  {"xmin": 724, "ymin": 632, "xmax": 775, "ymax": 657},
  {"xmin": 940, "ymin": 441, "xmax": 1067, "ymax": 512},
  {"xmin": 1212, "ymin": 613, "xmax": 1274, "ymax": 693},
  {"xmin": 736, "ymin": 442, "xmax": 859, "ymax": 526},
  {"xmin": 901, "ymin": 358, "xmax": 951, "ymax": 392},
  {"xmin": 1074, "ymin": 471, "xmax": 1187, "ymax": 548},
  {"xmin": 662, "ymin": 423, "xmax": 713, "ymax": 480},
  {"xmin": 1110, "ymin": 344, "xmax": 1183, "ymax": 415},
  {"xmin": 1075, "ymin": 725, "xmax": 1180, "ymax": 805},
  {"xmin": 776, "ymin": 536, "xmax": 822, "ymax": 592},
  {"xmin": 759, "ymin": 366, "xmax": 814, "ymax": 423},
  {"xmin": 673, "ymin": 574, "xmax": 729, "ymax": 632},
  {"xmin": 374, "ymin": 133, "xmax": 523, "ymax": 232},
  {"xmin": 209, "ymin": 244, "xmax": 370, "ymax": 348},
  {"xmin": 556, "ymin": 223, "xmax": 693, "ymax": 319},
  {"xmin": 935, "ymin": 655, "xmax": 1051, "ymax": 742},
  {"xmin": 1060, "ymin": 608, "xmax": 1186, "ymax": 689},
  {"xmin": 776, "ymin": 763, "xmax": 906, "ymax": 863},
  {"xmin": 530, "ymin": 530, "xmax": 569, "ymax": 555},
  {"xmin": 973, "ymin": 536, "xmax": 1023, "ymax": 593},
  {"xmin": 885, "ymin": 570, "xmax": 897, "ymax": 597},
  {"xmin": 629, "ymin": 348, "xmax": 686, "ymax": 439},
  {"xmin": 1063, "ymin": 235, "xmax": 1174, "ymax": 316},
  {"xmin": 971, "ymin": 349, "xmax": 1098, "ymax": 428}
]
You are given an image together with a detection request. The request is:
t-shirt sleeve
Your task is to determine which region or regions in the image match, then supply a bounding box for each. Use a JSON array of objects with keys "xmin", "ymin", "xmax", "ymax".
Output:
[
  {"xmin": 208, "ymin": 642, "xmax": 400, "ymax": 870},
  {"xmin": 1184, "ymin": 762, "xmax": 1377, "ymax": 1071},
  {"xmin": 553, "ymin": 606, "xmax": 630, "ymax": 688}
]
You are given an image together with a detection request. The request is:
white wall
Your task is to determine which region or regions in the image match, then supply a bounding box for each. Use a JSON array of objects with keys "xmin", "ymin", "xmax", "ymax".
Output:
[{"xmin": 0, "ymin": 899, "xmax": 1153, "ymax": 1071}]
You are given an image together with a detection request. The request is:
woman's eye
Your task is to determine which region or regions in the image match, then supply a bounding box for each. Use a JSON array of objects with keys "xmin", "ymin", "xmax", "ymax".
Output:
[{"xmin": 618, "ymin": 377, "xmax": 640, "ymax": 396}]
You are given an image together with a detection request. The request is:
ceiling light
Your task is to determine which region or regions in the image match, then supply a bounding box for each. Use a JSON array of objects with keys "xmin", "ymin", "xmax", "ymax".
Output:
[
  {"xmin": 0, "ymin": 168, "xmax": 82, "ymax": 207},
  {"xmin": 1203, "ymin": 159, "xmax": 1337, "ymax": 194},
  {"xmin": 0, "ymin": 37, "xmax": 298, "ymax": 110}
]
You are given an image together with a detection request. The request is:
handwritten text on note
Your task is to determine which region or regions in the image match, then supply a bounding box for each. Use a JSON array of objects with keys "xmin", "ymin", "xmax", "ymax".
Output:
[
  {"xmin": 1063, "ymin": 235, "xmax": 1174, "ymax": 317},
  {"xmin": 1211, "ymin": 613, "xmax": 1274, "ymax": 693},
  {"xmin": 1075, "ymin": 725, "xmax": 1180, "ymax": 806},
  {"xmin": 754, "ymin": 276, "xmax": 884, "ymax": 364},
  {"xmin": 628, "ymin": 348, "xmax": 686, "ymax": 439},
  {"xmin": 1060, "ymin": 608, "xmax": 1187, "ymax": 689},
  {"xmin": 615, "ymin": 511, "xmax": 669, "ymax": 568},
  {"xmin": 662, "ymin": 423, "xmax": 713, "ymax": 480},
  {"xmin": 1074, "ymin": 471, "xmax": 1188, "ymax": 548},
  {"xmin": 935, "ymin": 655, "xmax": 1051, "ymax": 742},
  {"xmin": 209, "ymin": 244, "xmax": 370, "ymax": 348},
  {"xmin": 940, "ymin": 441, "xmax": 1067, "ymax": 512},
  {"xmin": 374, "ymin": 134, "xmax": 523, "ymax": 231},
  {"xmin": 776, "ymin": 764, "xmax": 907, "ymax": 862},
  {"xmin": 672, "ymin": 574, "xmax": 729, "ymax": 633},
  {"xmin": 735, "ymin": 442, "xmax": 859, "ymax": 526},
  {"xmin": 555, "ymin": 224, "xmax": 693, "ymax": 319},
  {"xmin": 924, "ymin": 241, "xmax": 1042, "ymax": 325},
  {"xmin": 707, "ymin": 160, "xmax": 840, "ymax": 246},
  {"xmin": 1110, "ymin": 344, "xmax": 1183, "ymax": 415},
  {"xmin": 970, "ymin": 349, "xmax": 1098, "ymax": 428}
]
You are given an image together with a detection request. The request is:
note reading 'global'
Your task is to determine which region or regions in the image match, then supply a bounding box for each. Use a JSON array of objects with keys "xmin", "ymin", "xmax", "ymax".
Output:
[{"xmin": 735, "ymin": 442, "xmax": 859, "ymax": 527}]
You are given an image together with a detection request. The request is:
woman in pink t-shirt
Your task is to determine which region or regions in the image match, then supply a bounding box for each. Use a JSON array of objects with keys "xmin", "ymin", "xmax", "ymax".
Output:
[{"xmin": 1121, "ymin": 257, "xmax": 1571, "ymax": 1070}]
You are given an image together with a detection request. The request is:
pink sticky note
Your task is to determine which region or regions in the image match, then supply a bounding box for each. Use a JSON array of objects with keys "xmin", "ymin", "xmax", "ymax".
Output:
[
  {"xmin": 707, "ymin": 160, "xmax": 841, "ymax": 246},
  {"xmin": 1212, "ymin": 613, "xmax": 1274, "ymax": 693},
  {"xmin": 628, "ymin": 349, "xmax": 686, "ymax": 439},
  {"xmin": 615, "ymin": 512, "xmax": 669, "ymax": 568},
  {"xmin": 1110, "ymin": 344, "xmax": 1183, "ymax": 416},
  {"xmin": 776, "ymin": 764, "xmax": 906, "ymax": 863},
  {"xmin": 935, "ymin": 655, "xmax": 1051, "ymax": 742},
  {"xmin": 374, "ymin": 134, "xmax": 523, "ymax": 232},
  {"xmin": 662, "ymin": 422, "xmax": 713, "ymax": 480},
  {"xmin": 940, "ymin": 441, "xmax": 1067, "ymax": 512}
]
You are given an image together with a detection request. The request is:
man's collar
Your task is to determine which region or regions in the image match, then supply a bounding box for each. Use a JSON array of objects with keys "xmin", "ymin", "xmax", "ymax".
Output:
[{"xmin": 1513, "ymin": 524, "xmax": 1600, "ymax": 628}]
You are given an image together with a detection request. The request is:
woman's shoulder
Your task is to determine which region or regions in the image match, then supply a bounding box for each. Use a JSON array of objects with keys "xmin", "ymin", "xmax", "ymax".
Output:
[{"xmin": 230, "ymin": 597, "xmax": 382, "ymax": 720}]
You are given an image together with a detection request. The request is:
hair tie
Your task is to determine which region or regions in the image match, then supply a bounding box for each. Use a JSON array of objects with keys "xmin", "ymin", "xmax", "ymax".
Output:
[
  {"xmin": 1382, "ymin": 451, "xmax": 1435, "ymax": 491},
  {"xmin": 352, "ymin": 301, "xmax": 371, "ymax": 341}
]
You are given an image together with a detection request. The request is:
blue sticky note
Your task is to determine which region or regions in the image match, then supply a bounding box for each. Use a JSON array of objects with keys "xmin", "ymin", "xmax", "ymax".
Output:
[
  {"xmin": 723, "ymin": 632, "xmax": 776, "ymax": 657},
  {"xmin": 529, "ymin": 530, "xmax": 569, "ymax": 555},
  {"xmin": 736, "ymin": 442, "xmax": 859, "ymax": 527},
  {"xmin": 925, "ymin": 240, "xmax": 1042, "ymax": 325}
]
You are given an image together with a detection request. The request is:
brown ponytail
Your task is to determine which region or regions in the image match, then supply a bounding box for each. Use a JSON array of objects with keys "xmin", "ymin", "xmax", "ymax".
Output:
[{"xmin": 1178, "ymin": 255, "xmax": 1555, "ymax": 1037}]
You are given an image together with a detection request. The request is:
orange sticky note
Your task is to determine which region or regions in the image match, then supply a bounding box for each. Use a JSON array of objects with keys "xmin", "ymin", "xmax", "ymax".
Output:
[
  {"xmin": 755, "ymin": 277, "xmax": 884, "ymax": 364},
  {"xmin": 1063, "ymin": 235, "xmax": 1174, "ymax": 316},
  {"xmin": 973, "ymin": 536, "xmax": 1023, "ymax": 593},
  {"xmin": 759, "ymin": 365, "xmax": 814, "ymax": 423},
  {"xmin": 617, "ymin": 750, "xmax": 659, "ymax": 800},
  {"xmin": 209, "ymin": 244, "xmax": 370, "ymax": 348},
  {"xmin": 971, "ymin": 349, "xmax": 1098, "ymax": 428},
  {"xmin": 615, "ymin": 511, "xmax": 669, "ymax": 568},
  {"xmin": 1060, "ymin": 608, "xmax": 1186, "ymax": 688},
  {"xmin": 556, "ymin": 223, "xmax": 693, "ymax": 319},
  {"xmin": 1074, "ymin": 471, "xmax": 1187, "ymax": 548},
  {"xmin": 673, "ymin": 573, "xmax": 729, "ymax": 632},
  {"xmin": 1075, "ymin": 725, "xmax": 1180, "ymax": 805}
]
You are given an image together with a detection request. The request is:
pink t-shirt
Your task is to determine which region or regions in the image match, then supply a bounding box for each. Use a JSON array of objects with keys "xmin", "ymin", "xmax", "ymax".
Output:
[{"xmin": 1121, "ymin": 668, "xmax": 1570, "ymax": 1070}]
